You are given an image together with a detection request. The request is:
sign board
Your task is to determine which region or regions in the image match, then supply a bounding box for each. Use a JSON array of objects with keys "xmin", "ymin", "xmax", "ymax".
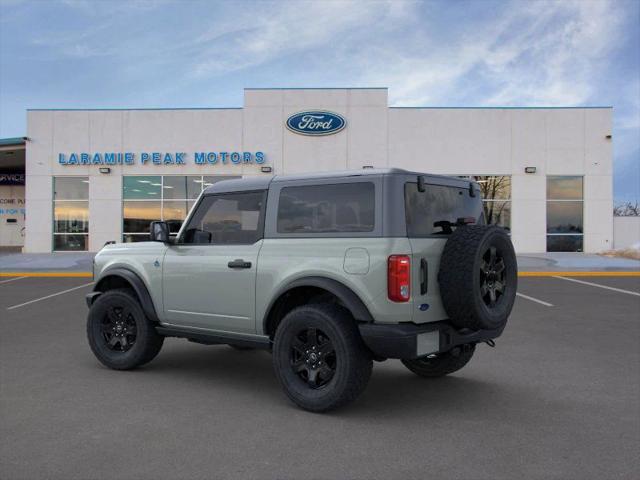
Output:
[
  {"xmin": 57, "ymin": 151, "xmax": 265, "ymax": 166},
  {"xmin": 0, "ymin": 173, "xmax": 25, "ymax": 185},
  {"xmin": 286, "ymin": 111, "xmax": 346, "ymax": 136}
]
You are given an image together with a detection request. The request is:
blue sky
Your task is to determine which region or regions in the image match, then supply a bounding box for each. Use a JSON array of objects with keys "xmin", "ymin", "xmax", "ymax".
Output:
[{"xmin": 0, "ymin": 0, "xmax": 638, "ymax": 202}]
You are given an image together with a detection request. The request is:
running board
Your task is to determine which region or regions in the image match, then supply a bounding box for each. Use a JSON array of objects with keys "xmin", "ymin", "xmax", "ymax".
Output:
[{"xmin": 156, "ymin": 326, "xmax": 271, "ymax": 350}]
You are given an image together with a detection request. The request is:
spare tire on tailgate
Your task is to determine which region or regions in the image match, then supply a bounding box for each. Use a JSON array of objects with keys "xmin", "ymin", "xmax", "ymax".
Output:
[{"xmin": 438, "ymin": 225, "xmax": 517, "ymax": 331}]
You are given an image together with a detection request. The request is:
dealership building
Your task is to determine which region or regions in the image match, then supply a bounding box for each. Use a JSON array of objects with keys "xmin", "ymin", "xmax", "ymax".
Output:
[{"xmin": 0, "ymin": 88, "xmax": 614, "ymax": 253}]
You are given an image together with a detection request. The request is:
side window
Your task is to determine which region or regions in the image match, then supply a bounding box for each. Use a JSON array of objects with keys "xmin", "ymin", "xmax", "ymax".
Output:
[
  {"xmin": 277, "ymin": 182, "xmax": 375, "ymax": 234},
  {"xmin": 181, "ymin": 191, "xmax": 265, "ymax": 245}
]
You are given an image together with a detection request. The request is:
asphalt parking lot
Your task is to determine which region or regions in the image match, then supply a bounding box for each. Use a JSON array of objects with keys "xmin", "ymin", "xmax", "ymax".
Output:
[{"xmin": 1, "ymin": 275, "xmax": 639, "ymax": 480}]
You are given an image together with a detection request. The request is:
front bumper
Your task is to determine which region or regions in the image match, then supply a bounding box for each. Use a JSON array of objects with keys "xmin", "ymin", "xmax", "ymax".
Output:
[
  {"xmin": 85, "ymin": 291, "xmax": 101, "ymax": 308},
  {"xmin": 358, "ymin": 321, "xmax": 504, "ymax": 360}
]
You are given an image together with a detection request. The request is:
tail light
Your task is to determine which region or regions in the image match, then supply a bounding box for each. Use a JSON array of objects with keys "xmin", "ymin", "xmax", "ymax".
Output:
[{"xmin": 388, "ymin": 255, "xmax": 411, "ymax": 302}]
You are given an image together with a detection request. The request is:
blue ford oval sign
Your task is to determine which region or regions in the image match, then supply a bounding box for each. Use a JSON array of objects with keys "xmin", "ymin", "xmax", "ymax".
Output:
[{"xmin": 286, "ymin": 111, "xmax": 346, "ymax": 136}]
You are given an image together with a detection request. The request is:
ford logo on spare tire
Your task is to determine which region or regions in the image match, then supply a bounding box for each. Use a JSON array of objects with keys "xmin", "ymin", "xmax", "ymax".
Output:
[{"xmin": 286, "ymin": 111, "xmax": 346, "ymax": 136}]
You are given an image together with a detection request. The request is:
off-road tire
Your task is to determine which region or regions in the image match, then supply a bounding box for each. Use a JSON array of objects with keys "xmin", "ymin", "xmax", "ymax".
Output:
[
  {"xmin": 87, "ymin": 288, "xmax": 164, "ymax": 370},
  {"xmin": 438, "ymin": 225, "xmax": 517, "ymax": 330},
  {"xmin": 402, "ymin": 345, "xmax": 475, "ymax": 377},
  {"xmin": 272, "ymin": 304, "xmax": 372, "ymax": 412}
]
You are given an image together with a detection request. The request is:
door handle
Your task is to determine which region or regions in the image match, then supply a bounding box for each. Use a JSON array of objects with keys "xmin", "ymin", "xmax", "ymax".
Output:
[{"xmin": 228, "ymin": 259, "xmax": 252, "ymax": 269}]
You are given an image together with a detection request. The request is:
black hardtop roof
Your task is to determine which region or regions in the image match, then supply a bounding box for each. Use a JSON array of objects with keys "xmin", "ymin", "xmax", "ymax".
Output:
[{"xmin": 203, "ymin": 168, "xmax": 476, "ymax": 194}]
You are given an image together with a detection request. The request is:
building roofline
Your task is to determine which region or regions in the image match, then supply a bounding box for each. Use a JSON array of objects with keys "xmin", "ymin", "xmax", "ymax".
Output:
[
  {"xmin": 0, "ymin": 137, "xmax": 27, "ymax": 146},
  {"xmin": 27, "ymin": 105, "xmax": 613, "ymax": 113},
  {"xmin": 244, "ymin": 87, "xmax": 388, "ymax": 90},
  {"xmin": 389, "ymin": 106, "xmax": 613, "ymax": 109},
  {"xmin": 27, "ymin": 107, "xmax": 242, "ymax": 112}
]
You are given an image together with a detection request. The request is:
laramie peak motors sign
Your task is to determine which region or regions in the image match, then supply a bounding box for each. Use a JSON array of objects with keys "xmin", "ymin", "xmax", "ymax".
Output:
[
  {"xmin": 57, "ymin": 151, "xmax": 265, "ymax": 166},
  {"xmin": 286, "ymin": 111, "xmax": 346, "ymax": 136}
]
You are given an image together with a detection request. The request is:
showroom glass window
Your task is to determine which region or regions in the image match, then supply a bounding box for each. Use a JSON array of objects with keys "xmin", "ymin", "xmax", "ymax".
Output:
[
  {"xmin": 122, "ymin": 175, "xmax": 239, "ymax": 242},
  {"xmin": 473, "ymin": 176, "xmax": 511, "ymax": 230},
  {"xmin": 53, "ymin": 177, "xmax": 89, "ymax": 251},
  {"xmin": 547, "ymin": 176, "xmax": 584, "ymax": 252}
]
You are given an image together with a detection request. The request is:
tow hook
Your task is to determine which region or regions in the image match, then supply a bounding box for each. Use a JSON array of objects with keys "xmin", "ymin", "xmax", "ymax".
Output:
[{"xmin": 485, "ymin": 339, "xmax": 496, "ymax": 348}]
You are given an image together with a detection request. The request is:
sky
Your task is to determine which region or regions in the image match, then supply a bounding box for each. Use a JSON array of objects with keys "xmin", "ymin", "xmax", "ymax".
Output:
[{"xmin": 0, "ymin": 0, "xmax": 638, "ymax": 203}]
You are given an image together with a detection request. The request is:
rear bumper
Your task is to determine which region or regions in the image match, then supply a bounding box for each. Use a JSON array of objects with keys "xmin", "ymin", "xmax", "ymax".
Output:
[{"xmin": 358, "ymin": 321, "xmax": 504, "ymax": 360}]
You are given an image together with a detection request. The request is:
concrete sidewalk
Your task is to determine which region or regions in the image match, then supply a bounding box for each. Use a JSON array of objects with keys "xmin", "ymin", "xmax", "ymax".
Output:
[
  {"xmin": 517, "ymin": 252, "xmax": 640, "ymax": 272},
  {"xmin": 1, "ymin": 250, "xmax": 638, "ymax": 275},
  {"xmin": 0, "ymin": 252, "xmax": 94, "ymax": 273}
]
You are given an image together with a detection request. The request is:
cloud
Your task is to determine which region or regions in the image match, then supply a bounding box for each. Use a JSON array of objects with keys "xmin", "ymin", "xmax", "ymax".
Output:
[
  {"xmin": 25, "ymin": 0, "xmax": 168, "ymax": 59},
  {"xmin": 189, "ymin": 1, "xmax": 410, "ymax": 78},
  {"xmin": 354, "ymin": 0, "xmax": 626, "ymax": 107}
]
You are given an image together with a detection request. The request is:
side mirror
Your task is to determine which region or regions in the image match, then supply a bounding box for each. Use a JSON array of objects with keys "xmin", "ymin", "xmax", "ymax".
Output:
[{"xmin": 149, "ymin": 221, "xmax": 170, "ymax": 243}]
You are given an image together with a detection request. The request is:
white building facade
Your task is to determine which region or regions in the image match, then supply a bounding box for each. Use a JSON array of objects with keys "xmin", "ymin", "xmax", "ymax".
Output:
[{"xmin": 23, "ymin": 88, "xmax": 613, "ymax": 253}]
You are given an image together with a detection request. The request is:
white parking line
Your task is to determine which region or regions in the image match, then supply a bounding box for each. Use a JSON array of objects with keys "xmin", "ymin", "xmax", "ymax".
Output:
[
  {"xmin": 6, "ymin": 282, "xmax": 94, "ymax": 310},
  {"xmin": 0, "ymin": 276, "xmax": 27, "ymax": 285},
  {"xmin": 516, "ymin": 292, "xmax": 554, "ymax": 307},
  {"xmin": 554, "ymin": 276, "xmax": 640, "ymax": 297}
]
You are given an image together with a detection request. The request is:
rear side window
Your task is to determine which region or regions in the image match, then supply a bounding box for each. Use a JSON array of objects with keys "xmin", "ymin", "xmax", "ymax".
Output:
[
  {"xmin": 277, "ymin": 183, "xmax": 375, "ymax": 234},
  {"xmin": 405, "ymin": 183, "xmax": 483, "ymax": 236}
]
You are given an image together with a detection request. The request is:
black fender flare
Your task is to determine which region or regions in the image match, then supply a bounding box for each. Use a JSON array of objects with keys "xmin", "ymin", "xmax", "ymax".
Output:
[
  {"xmin": 92, "ymin": 268, "xmax": 159, "ymax": 323},
  {"xmin": 263, "ymin": 276, "xmax": 374, "ymax": 334}
]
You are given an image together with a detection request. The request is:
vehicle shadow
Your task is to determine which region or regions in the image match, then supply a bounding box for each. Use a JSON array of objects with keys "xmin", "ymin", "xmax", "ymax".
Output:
[{"xmin": 137, "ymin": 343, "xmax": 535, "ymax": 420}]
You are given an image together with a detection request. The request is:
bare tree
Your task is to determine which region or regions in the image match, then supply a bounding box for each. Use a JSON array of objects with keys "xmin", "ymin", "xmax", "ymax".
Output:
[
  {"xmin": 474, "ymin": 176, "xmax": 510, "ymax": 227},
  {"xmin": 613, "ymin": 201, "xmax": 639, "ymax": 216}
]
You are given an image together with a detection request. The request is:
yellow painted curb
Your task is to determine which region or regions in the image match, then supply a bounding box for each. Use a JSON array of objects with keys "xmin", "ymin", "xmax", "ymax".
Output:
[
  {"xmin": 0, "ymin": 272, "xmax": 93, "ymax": 278},
  {"xmin": 518, "ymin": 271, "xmax": 640, "ymax": 277}
]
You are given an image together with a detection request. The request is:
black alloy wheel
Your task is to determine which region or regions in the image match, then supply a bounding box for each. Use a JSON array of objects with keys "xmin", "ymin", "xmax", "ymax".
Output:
[
  {"xmin": 480, "ymin": 245, "xmax": 506, "ymax": 308},
  {"xmin": 87, "ymin": 288, "xmax": 164, "ymax": 370},
  {"xmin": 101, "ymin": 305, "xmax": 137, "ymax": 352},
  {"xmin": 290, "ymin": 327, "xmax": 336, "ymax": 389},
  {"xmin": 272, "ymin": 304, "xmax": 372, "ymax": 412}
]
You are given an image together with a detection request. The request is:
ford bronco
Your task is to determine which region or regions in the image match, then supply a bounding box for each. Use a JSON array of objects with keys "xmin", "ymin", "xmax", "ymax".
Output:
[{"xmin": 87, "ymin": 169, "xmax": 517, "ymax": 412}]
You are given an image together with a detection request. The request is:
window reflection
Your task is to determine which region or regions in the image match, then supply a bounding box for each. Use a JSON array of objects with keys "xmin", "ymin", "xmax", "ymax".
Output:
[
  {"xmin": 53, "ymin": 177, "xmax": 89, "ymax": 251},
  {"xmin": 54, "ymin": 177, "xmax": 89, "ymax": 200},
  {"xmin": 54, "ymin": 235, "xmax": 88, "ymax": 251},
  {"xmin": 162, "ymin": 176, "xmax": 188, "ymax": 200},
  {"xmin": 123, "ymin": 201, "xmax": 161, "ymax": 233},
  {"xmin": 546, "ymin": 176, "xmax": 584, "ymax": 252},
  {"xmin": 162, "ymin": 200, "xmax": 190, "ymax": 233},
  {"xmin": 483, "ymin": 201, "xmax": 511, "ymax": 230},
  {"xmin": 547, "ymin": 176, "xmax": 583, "ymax": 200},
  {"xmin": 472, "ymin": 176, "xmax": 512, "ymax": 230},
  {"xmin": 54, "ymin": 201, "xmax": 89, "ymax": 233},
  {"xmin": 123, "ymin": 234, "xmax": 151, "ymax": 243},
  {"xmin": 474, "ymin": 175, "xmax": 511, "ymax": 200},
  {"xmin": 547, "ymin": 201, "xmax": 583, "ymax": 233},
  {"xmin": 547, "ymin": 235, "xmax": 583, "ymax": 252},
  {"xmin": 122, "ymin": 176, "xmax": 240, "ymax": 241},
  {"xmin": 123, "ymin": 176, "xmax": 161, "ymax": 199}
]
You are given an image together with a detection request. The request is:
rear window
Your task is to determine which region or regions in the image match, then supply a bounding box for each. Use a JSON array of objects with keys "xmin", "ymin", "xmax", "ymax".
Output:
[
  {"xmin": 277, "ymin": 183, "xmax": 375, "ymax": 234},
  {"xmin": 405, "ymin": 182, "xmax": 483, "ymax": 236}
]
